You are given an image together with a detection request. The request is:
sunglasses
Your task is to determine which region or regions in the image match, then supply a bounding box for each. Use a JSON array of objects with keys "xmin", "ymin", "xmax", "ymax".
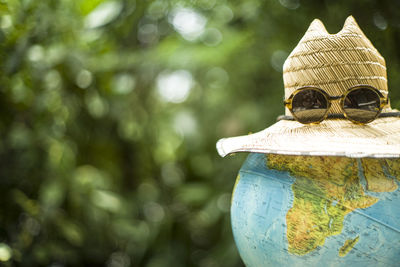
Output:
[{"xmin": 284, "ymin": 85, "xmax": 389, "ymax": 124}]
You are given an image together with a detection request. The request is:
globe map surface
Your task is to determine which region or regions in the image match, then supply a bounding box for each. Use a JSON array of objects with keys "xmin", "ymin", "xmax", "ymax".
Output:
[{"xmin": 231, "ymin": 153, "xmax": 400, "ymax": 266}]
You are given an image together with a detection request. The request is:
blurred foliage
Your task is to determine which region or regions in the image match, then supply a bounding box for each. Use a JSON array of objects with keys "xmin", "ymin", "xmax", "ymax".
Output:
[{"xmin": 0, "ymin": 0, "xmax": 400, "ymax": 266}]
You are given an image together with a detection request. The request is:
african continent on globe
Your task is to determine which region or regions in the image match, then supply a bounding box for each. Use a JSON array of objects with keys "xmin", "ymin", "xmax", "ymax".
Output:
[{"xmin": 231, "ymin": 153, "xmax": 400, "ymax": 266}]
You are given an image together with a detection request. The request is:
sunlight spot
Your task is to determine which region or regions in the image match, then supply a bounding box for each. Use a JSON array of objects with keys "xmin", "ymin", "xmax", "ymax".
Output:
[
  {"xmin": 44, "ymin": 70, "xmax": 62, "ymax": 90},
  {"xmin": 206, "ymin": 67, "xmax": 229, "ymax": 88},
  {"xmin": 174, "ymin": 111, "xmax": 197, "ymax": 137},
  {"xmin": 215, "ymin": 5, "xmax": 234, "ymax": 23},
  {"xmin": 92, "ymin": 190, "xmax": 121, "ymax": 212},
  {"xmin": 170, "ymin": 8, "xmax": 206, "ymax": 41},
  {"xmin": 27, "ymin": 45, "xmax": 44, "ymax": 62},
  {"xmin": 143, "ymin": 202, "xmax": 165, "ymax": 223},
  {"xmin": 373, "ymin": 13, "xmax": 387, "ymax": 30},
  {"xmin": 107, "ymin": 251, "xmax": 131, "ymax": 267},
  {"xmin": 161, "ymin": 162, "xmax": 184, "ymax": 187},
  {"xmin": 156, "ymin": 70, "xmax": 193, "ymax": 103},
  {"xmin": 0, "ymin": 243, "xmax": 12, "ymax": 262},
  {"xmin": 279, "ymin": 0, "xmax": 300, "ymax": 10},
  {"xmin": 85, "ymin": 1, "xmax": 123, "ymax": 28},
  {"xmin": 138, "ymin": 23, "xmax": 158, "ymax": 44},
  {"xmin": 85, "ymin": 91, "xmax": 109, "ymax": 118},
  {"xmin": 1, "ymin": 15, "xmax": 12, "ymax": 30},
  {"xmin": 112, "ymin": 74, "xmax": 136, "ymax": 94},
  {"xmin": 147, "ymin": 1, "xmax": 168, "ymax": 20},
  {"xmin": 76, "ymin": 69, "xmax": 93, "ymax": 89},
  {"xmin": 201, "ymin": 28, "xmax": 223, "ymax": 46}
]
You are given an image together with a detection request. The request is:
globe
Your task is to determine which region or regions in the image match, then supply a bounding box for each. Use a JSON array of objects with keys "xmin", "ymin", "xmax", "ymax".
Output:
[{"xmin": 231, "ymin": 153, "xmax": 400, "ymax": 266}]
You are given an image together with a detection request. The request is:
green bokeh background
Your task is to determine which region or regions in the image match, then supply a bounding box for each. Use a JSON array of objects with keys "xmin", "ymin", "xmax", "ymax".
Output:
[{"xmin": 1, "ymin": 0, "xmax": 399, "ymax": 266}]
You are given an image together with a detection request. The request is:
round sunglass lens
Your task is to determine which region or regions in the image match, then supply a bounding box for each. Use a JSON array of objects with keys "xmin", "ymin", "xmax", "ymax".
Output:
[
  {"xmin": 291, "ymin": 88, "xmax": 328, "ymax": 124},
  {"xmin": 343, "ymin": 88, "xmax": 381, "ymax": 123}
]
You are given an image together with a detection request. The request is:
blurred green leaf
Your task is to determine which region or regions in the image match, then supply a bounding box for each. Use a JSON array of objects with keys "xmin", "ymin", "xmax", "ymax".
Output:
[{"xmin": 176, "ymin": 183, "xmax": 212, "ymax": 205}]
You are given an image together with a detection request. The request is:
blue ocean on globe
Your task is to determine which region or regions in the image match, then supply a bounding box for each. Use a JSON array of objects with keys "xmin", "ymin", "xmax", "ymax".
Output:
[{"xmin": 231, "ymin": 153, "xmax": 400, "ymax": 267}]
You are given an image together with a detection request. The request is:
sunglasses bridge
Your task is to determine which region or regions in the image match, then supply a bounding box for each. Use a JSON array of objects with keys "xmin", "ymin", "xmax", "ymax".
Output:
[{"xmin": 328, "ymin": 95, "xmax": 343, "ymax": 100}]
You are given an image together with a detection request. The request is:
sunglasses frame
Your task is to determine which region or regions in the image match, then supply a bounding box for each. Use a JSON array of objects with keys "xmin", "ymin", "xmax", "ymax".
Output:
[{"xmin": 284, "ymin": 84, "xmax": 388, "ymax": 124}]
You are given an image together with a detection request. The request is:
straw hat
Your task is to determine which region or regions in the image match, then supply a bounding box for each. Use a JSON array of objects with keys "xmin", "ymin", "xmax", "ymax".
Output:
[{"xmin": 217, "ymin": 16, "xmax": 400, "ymax": 158}]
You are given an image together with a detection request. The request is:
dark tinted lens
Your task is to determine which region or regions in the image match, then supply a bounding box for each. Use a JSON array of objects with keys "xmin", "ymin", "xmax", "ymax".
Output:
[
  {"xmin": 343, "ymin": 88, "xmax": 381, "ymax": 123},
  {"xmin": 291, "ymin": 88, "xmax": 328, "ymax": 124}
]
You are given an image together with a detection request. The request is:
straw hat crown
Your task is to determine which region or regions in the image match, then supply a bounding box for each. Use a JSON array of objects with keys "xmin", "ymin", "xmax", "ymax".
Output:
[{"xmin": 283, "ymin": 16, "xmax": 388, "ymax": 116}]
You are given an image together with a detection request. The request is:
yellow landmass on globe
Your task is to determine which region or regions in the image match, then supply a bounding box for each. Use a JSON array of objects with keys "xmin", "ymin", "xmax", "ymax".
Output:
[
  {"xmin": 361, "ymin": 158, "xmax": 397, "ymax": 192},
  {"xmin": 385, "ymin": 158, "xmax": 400, "ymax": 181},
  {"xmin": 339, "ymin": 236, "xmax": 359, "ymax": 257},
  {"xmin": 266, "ymin": 154, "xmax": 385, "ymax": 256}
]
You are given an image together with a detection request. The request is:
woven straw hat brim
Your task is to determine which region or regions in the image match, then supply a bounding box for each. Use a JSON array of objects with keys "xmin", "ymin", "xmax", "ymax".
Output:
[{"xmin": 216, "ymin": 115, "xmax": 400, "ymax": 158}]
